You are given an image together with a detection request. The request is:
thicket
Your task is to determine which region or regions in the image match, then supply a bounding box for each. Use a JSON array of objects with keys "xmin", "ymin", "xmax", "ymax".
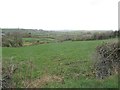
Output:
[
  {"xmin": 2, "ymin": 32, "xmax": 23, "ymax": 47},
  {"xmin": 94, "ymin": 42, "xmax": 120, "ymax": 79},
  {"xmin": 56, "ymin": 31, "xmax": 117, "ymax": 42}
]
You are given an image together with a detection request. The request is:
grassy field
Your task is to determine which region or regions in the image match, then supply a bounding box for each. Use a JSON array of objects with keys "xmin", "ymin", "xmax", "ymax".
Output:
[
  {"xmin": 2, "ymin": 39, "xmax": 118, "ymax": 88},
  {"xmin": 23, "ymin": 38, "xmax": 55, "ymax": 43}
]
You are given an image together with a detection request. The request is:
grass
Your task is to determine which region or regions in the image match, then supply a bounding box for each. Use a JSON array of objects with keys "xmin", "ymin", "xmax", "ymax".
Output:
[
  {"xmin": 2, "ymin": 38, "xmax": 118, "ymax": 88},
  {"xmin": 23, "ymin": 38, "xmax": 55, "ymax": 43}
]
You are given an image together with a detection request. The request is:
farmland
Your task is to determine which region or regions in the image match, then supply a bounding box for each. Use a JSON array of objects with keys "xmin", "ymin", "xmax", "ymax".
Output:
[{"xmin": 2, "ymin": 36, "xmax": 118, "ymax": 88}]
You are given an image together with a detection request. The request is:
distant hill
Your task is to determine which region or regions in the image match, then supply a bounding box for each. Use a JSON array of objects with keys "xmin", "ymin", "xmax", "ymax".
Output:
[
  {"xmin": 1, "ymin": 28, "xmax": 115, "ymax": 37},
  {"xmin": 1, "ymin": 28, "xmax": 48, "ymax": 35}
]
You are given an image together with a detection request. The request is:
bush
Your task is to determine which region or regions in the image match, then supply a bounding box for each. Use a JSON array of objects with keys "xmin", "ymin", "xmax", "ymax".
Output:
[
  {"xmin": 2, "ymin": 32, "xmax": 23, "ymax": 47},
  {"xmin": 94, "ymin": 42, "xmax": 120, "ymax": 79}
]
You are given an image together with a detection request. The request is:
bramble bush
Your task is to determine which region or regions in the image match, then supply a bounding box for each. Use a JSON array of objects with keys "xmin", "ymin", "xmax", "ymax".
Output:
[
  {"xmin": 2, "ymin": 32, "xmax": 23, "ymax": 47},
  {"xmin": 94, "ymin": 42, "xmax": 120, "ymax": 79}
]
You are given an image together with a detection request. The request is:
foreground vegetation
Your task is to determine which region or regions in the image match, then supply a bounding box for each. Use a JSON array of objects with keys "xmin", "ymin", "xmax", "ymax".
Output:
[{"xmin": 2, "ymin": 38, "xmax": 118, "ymax": 88}]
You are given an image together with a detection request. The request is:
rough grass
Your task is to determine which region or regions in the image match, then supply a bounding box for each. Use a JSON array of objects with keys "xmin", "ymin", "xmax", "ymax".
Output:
[{"xmin": 2, "ymin": 38, "xmax": 118, "ymax": 88}]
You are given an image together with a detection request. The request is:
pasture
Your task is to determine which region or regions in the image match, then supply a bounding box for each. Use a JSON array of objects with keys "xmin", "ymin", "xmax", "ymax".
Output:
[{"xmin": 2, "ymin": 38, "xmax": 118, "ymax": 88}]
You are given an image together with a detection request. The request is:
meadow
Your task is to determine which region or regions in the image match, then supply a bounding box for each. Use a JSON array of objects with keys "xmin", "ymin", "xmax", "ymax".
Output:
[{"xmin": 2, "ymin": 38, "xmax": 118, "ymax": 88}]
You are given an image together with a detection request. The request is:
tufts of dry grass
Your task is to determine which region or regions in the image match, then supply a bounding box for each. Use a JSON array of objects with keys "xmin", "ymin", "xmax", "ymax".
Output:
[{"xmin": 2, "ymin": 58, "xmax": 65, "ymax": 88}]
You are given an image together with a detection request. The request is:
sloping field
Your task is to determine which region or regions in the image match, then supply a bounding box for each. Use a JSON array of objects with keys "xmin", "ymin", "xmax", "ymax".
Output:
[{"xmin": 2, "ymin": 39, "xmax": 118, "ymax": 88}]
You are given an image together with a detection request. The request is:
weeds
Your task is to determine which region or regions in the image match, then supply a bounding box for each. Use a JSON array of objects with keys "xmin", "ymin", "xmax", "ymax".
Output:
[{"xmin": 2, "ymin": 58, "xmax": 38, "ymax": 88}]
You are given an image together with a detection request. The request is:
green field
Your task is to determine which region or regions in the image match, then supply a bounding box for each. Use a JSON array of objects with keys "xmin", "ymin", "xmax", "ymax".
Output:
[
  {"xmin": 23, "ymin": 38, "xmax": 55, "ymax": 43},
  {"xmin": 2, "ymin": 39, "xmax": 118, "ymax": 88}
]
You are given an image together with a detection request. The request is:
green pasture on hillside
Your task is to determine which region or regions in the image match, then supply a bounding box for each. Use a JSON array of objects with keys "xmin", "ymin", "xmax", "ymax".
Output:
[{"xmin": 2, "ymin": 39, "xmax": 118, "ymax": 88}]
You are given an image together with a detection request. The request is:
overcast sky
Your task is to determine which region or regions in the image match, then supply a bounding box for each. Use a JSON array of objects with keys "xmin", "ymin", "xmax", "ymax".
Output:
[{"xmin": 0, "ymin": 0, "xmax": 119, "ymax": 30}]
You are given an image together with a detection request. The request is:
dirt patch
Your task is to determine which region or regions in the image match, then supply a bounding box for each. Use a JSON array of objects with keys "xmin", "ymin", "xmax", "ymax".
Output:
[{"xmin": 23, "ymin": 75, "xmax": 64, "ymax": 88}]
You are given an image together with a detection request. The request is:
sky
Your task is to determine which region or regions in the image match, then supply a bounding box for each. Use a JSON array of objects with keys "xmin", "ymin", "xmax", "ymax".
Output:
[{"xmin": 0, "ymin": 0, "xmax": 119, "ymax": 30}]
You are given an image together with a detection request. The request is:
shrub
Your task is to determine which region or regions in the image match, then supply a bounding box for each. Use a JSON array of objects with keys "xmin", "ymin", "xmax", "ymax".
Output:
[
  {"xmin": 2, "ymin": 32, "xmax": 23, "ymax": 47},
  {"xmin": 94, "ymin": 42, "xmax": 120, "ymax": 79},
  {"xmin": 54, "ymin": 31, "xmax": 117, "ymax": 42}
]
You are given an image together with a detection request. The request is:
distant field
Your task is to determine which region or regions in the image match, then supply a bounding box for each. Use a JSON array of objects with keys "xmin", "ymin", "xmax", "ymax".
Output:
[
  {"xmin": 2, "ymin": 38, "xmax": 118, "ymax": 88},
  {"xmin": 23, "ymin": 38, "xmax": 55, "ymax": 43}
]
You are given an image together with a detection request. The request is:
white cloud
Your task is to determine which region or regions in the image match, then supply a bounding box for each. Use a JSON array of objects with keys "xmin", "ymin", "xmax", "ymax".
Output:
[{"xmin": 0, "ymin": 0, "xmax": 119, "ymax": 30}]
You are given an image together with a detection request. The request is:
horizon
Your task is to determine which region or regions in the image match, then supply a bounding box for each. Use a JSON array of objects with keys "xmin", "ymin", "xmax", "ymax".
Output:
[{"xmin": 0, "ymin": 28, "xmax": 117, "ymax": 32}]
